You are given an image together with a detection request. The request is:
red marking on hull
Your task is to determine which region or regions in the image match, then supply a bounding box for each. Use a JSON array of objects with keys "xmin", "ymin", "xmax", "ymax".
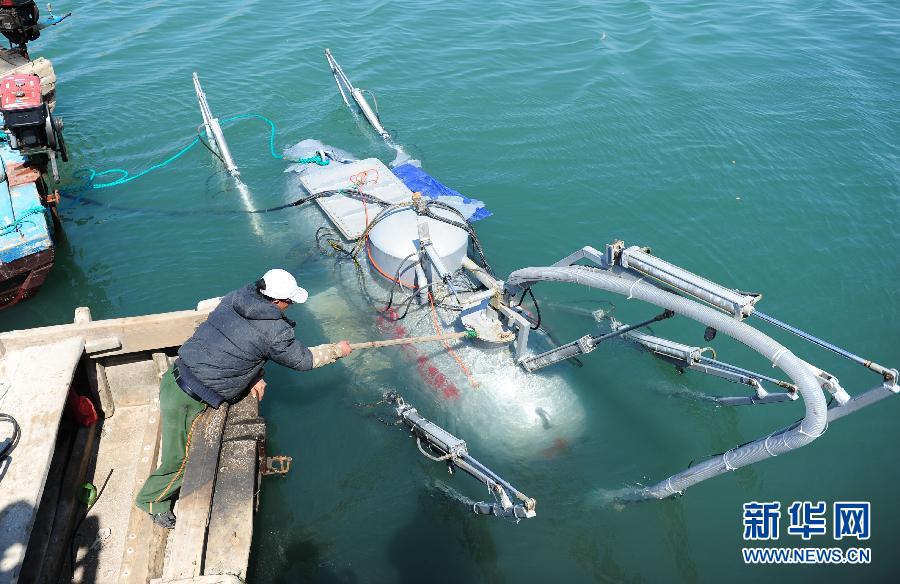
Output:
[
  {"xmin": 375, "ymin": 308, "xmax": 461, "ymax": 400},
  {"xmin": 540, "ymin": 437, "xmax": 570, "ymax": 459}
]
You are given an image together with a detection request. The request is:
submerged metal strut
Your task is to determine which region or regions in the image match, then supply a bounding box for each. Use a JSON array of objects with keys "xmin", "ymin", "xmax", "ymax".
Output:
[
  {"xmin": 622, "ymin": 328, "xmax": 799, "ymax": 405},
  {"xmin": 193, "ymin": 72, "xmax": 240, "ymax": 177},
  {"xmin": 386, "ymin": 392, "xmax": 536, "ymax": 520},
  {"xmin": 192, "ymin": 73, "xmax": 264, "ymax": 237},
  {"xmin": 521, "ymin": 309, "xmax": 674, "ymax": 372},
  {"xmin": 324, "ymin": 49, "xmax": 392, "ymax": 141}
]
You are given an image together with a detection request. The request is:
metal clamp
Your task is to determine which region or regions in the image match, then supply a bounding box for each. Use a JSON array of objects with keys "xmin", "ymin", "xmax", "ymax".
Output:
[
  {"xmin": 885, "ymin": 369, "xmax": 900, "ymax": 394},
  {"xmin": 257, "ymin": 440, "xmax": 292, "ymax": 477},
  {"xmin": 261, "ymin": 455, "xmax": 293, "ymax": 476}
]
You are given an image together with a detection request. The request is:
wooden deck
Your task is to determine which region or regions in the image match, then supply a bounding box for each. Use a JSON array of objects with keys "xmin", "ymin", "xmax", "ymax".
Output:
[
  {"xmin": 0, "ymin": 337, "xmax": 84, "ymax": 582},
  {"xmin": 0, "ymin": 301, "xmax": 269, "ymax": 584}
]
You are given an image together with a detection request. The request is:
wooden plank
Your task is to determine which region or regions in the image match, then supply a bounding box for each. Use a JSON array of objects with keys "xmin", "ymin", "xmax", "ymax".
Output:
[
  {"xmin": 0, "ymin": 298, "xmax": 220, "ymax": 357},
  {"xmin": 84, "ymin": 358, "xmax": 116, "ymax": 417},
  {"xmin": 160, "ymin": 405, "xmax": 228, "ymax": 581},
  {"xmin": 15, "ymin": 420, "xmax": 76, "ymax": 582},
  {"xmin": 37, "ymin": 422, "xmax": 99, "ymax": 584},
  {"xmin": 220, "ymin": 394, "xmax": 264, "ymax": 442},
  {"xmin": 117, "ymin": 393, "xmax": 164, "ymax": 584},
  {"xmin": 0, "ymin": 336, "xmax": 84, "ymax": 584},
  {"xmin": 202, "ymin": 439, "xmax": 257, "ymax": 579},
  {"xmin": 203, "ymin": 396, "xmax": 264, "ymax": 578}
]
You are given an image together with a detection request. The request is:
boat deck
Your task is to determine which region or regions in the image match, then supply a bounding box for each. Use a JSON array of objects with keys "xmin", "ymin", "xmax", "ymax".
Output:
[{"xmin": 0, "ymin": 301, "xmax": 267, "ymax": 584}]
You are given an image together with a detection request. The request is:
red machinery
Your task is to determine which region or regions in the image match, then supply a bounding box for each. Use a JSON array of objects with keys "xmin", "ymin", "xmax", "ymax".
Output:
[{"xmin": 0, "ymin": 72, "xmax": 67, "ymax": 179}]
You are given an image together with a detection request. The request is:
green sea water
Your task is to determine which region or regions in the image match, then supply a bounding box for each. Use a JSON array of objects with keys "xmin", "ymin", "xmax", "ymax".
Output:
[{"xmin": 2, "ymin": 1, "xmax": 899, "ymax": 582}]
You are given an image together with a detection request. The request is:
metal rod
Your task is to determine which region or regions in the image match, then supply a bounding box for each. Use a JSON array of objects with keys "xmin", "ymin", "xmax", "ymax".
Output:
[
  {"xmin": 324, "ymin": 48, "xmax": 352, "ymax": 107},
  {"xmin": 349, "ymin": 330, "xmax": 475, "ymax": 350},
  {"xmin": 350, "ymin": 87, "xmax": 391, "ymax": 140},
  {"xmin": 192, "ymin": 72, "xmax": 240, "ymax": 177},
  {"xmin": 625, "ymin": 329, "xmax": 797, "ymax": 392},
  {"xmin": 827, "ymin": 383, "xmax": 898, "ymax": 422},
  {"xmin": 619, "ymin": 245, "xmax": 759, "ymax": 317},
  {"xmin": 324, "ymin": 49, "xmax": 354, "ymax": 91},
  {"xmin": 697, "ymin": 356, "xmax": 796, "ymax": 390},
  {"xmin": 192, "ymin": 73, "xmax": 215, "ymax": 146},
  {"xmin": 752, "ymin": 310, "xmax": 893, "ymax": 380},
  {"xmin": 460, "ymin": 453, "xmax": 533, "ymax": 507},
  {"xmin": 522, "ymin": 310, "xmax": 674, "ymax": 372},
  {"xmin": 689, "ymin": 360, "xmax": 769, "ymax": 388},
  {"xmin": 590, "ymin": 310, "xmax": 674, "ymax": 345},
  {"xmin": 717, "ymin": 393, "xmax": 796, "ymax": 406},
  {"xmin": 323, "ymin": 49, "xmax": 391, "ymax": 140}
]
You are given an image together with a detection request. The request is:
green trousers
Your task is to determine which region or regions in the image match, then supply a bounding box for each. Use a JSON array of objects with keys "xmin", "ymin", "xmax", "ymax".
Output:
[{"xmin": 135, "ymin": 365, "xmax": 207, "ymax": 514}]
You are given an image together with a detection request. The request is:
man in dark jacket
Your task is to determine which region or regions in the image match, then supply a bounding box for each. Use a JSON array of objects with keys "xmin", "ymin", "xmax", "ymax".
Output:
[{"xmin": 135, "ymin": 269, "xmax": 351, "ymax": 528}]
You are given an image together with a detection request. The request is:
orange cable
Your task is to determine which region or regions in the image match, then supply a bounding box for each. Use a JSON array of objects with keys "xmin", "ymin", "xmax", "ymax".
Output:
[
  {"xmin": 361, "ymin": 193, "xmax": 416, "ymax": 289},
  {"xmin": 429, "ymin": 291, "xmax": 479, "ymax": 389}
]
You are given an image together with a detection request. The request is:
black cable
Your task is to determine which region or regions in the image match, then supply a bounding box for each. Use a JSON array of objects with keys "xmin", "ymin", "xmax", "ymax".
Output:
[
  {"xmin": 422, "ymin": 204, "xmax": 495, "ymax": 276},
  {"xmin": 515, "ymin": 287, "xmax": 542, "ymax": 330},
  {"xmin": 195, "ymin": 123, "xmax": 227, "ymax": 165},
  {"xmin": 59, "ymin": 187, "xmax": 356, "ymax": 217},
  {"xmin": 392, "ymin": 292, "xmax": 419, "ymax": 321},
  {"xmin": 0, "ymin": 413, "xmax": 21, "ymax": 465},
  {"xmin": 248, "ymin": 189, "xmax": 342, "ymax": 214},
  {"xmin": 381, "ymin": 253, "xmax": 421, "ymax": 314}
]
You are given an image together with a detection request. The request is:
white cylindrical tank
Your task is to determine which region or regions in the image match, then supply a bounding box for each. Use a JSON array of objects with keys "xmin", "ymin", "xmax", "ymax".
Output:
[{"xmin": 367, "ymin": 207, "xmax": 469, "ymax": 287}]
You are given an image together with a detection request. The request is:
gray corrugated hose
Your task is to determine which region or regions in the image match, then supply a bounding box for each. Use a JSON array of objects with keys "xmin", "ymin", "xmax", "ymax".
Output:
[{"xmin": 506, "ymin": 265, "xmax": 827, "ymax": 500}]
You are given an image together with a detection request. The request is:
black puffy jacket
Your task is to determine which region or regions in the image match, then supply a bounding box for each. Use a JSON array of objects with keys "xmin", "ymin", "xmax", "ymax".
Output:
[{"xmin": 178, "ymin": 284, "xmax": 313, "ymax": 401}]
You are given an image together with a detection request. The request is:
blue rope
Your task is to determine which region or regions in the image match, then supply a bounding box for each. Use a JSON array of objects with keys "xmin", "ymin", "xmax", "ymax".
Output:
[
  {"xmin": 77, "ymin": 113, "xmax": 328, "ymax": 191},
  {"xmin": 220, "ymin": 113, "xmax": 329, "ymax": 165},
  {"xmin": 1, "ymin": 205, "xmax": 46, "ymax": 236},
  {"xmin": 86, "ymin": 137, "xmax": 201, "ymax": 189}
]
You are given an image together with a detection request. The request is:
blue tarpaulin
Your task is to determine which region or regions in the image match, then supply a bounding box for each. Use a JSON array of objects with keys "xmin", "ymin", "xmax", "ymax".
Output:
[{"xmin": 391, "ymin": 163, "xmax": 492, "ymax": 222}]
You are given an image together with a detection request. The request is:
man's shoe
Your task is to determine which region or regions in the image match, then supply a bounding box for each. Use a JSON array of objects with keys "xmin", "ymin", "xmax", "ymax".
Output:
[{"xmin": 152, "ymin": 510, "xmax": 176, "ymax": 529}]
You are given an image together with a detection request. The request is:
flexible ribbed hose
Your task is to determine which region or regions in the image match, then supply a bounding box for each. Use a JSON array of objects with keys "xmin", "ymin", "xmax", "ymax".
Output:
[{"xmin": 506, "ymin": 265, "xmax": 827, "ymax": 500}]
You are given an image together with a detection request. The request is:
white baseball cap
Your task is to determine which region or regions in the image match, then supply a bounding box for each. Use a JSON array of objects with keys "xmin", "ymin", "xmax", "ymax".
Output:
[{"xmin": 258, "ymin": 269, "xmax": 308, "ymax": 304}]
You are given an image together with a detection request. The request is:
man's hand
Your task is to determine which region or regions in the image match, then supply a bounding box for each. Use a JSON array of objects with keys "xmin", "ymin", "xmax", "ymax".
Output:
[
  {"xmin": 337, "ymin": 340, "xmax": 352, "ymax": 357},
  {"xmin": 251, "ymin": 377, "xmax": 266, "ymax": 402}
]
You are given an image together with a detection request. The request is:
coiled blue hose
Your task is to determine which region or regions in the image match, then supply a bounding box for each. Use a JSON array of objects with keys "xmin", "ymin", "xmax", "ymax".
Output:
[{"xmin": 80, "ymin": 113, "xmax": 328, "ymax": 190}]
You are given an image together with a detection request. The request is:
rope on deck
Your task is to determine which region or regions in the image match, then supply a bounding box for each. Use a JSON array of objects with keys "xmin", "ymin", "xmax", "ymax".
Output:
[{"xmin": 0, "ymin": 206, "xmax": 46, "ymax": 236}]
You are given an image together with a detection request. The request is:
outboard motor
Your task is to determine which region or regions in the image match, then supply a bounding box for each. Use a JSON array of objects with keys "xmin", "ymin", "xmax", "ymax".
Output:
[
  {"xmin": 0, "ymin": 72, "xmax": 67, "ymax": 179},
  {"xmin": 0, "ymin": 0, "xmax": 40, "ymax": 48}
]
